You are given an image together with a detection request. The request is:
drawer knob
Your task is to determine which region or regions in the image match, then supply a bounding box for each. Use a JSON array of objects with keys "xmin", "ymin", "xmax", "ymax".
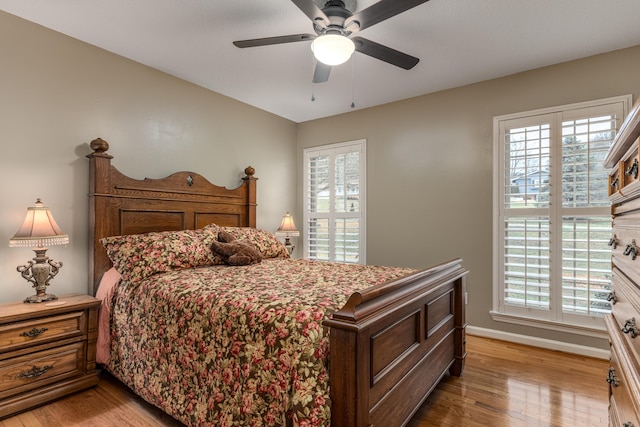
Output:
[
  {"xmin": 607, "ymin": 291, "xmax": 617, "ymax": 305},
  {"xmin": 623, "ymin": 239, "xmax": 638, "ymax": 260},
  {"xmin": 625, "ymin": 159, "xmax": 639, "ymax": 179},
  {"xmin": 622, "ymin": 318, "xmax": 638, "ymax": 338},
  {"xmin": 606, "ymin": 367, "xmax": 619, "ymax": 387},
  {"xmin": 17, "ymin": 365, "xmax": 53, "ymax": 379},
  {"xmin": 20, "ymin": 327, "xmax": 48, "ymax": 338},
  {"xmin": 623, "ymin": 423, "xmax": 634, "ymax": 427},
  {"xmin": 611, "ymin": 176, "xmax": 620, "ymax": 189},
  {"xmin": 608, "ymin": 234, "xmax": 618, "ymax": 249}
]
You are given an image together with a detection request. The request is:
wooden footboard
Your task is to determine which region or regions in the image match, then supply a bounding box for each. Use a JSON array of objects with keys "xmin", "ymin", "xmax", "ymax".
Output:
[{"xmin": 324, "ymin": 258, "xmax": 467, "ymax": 427}]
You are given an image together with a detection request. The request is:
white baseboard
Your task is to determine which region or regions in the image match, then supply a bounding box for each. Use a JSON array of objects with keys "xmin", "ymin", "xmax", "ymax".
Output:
[{"xmin": 466, "ymin": 325, "xmax": 610, "ymax": 360}]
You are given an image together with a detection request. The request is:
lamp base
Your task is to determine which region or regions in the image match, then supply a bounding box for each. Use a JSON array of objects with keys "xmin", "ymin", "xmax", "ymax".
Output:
[
  {"xmin": 24, "ymin": 293, "xmax": 58, "ymax": 304},
  {"xmin": 284, "ymin": 237, "xmax": 295, "ymax": 256},
  {"xmin": 17, "ymin": 249, "xmax": 63, "ymax": 304}
]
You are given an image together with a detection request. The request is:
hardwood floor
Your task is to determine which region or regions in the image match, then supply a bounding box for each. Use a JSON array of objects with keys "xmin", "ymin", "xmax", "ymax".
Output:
[
  {"xmin": 0, "ymin": 335, "xmax": 609, "ymax": 427},
  {"xmin": 407, "ymin": 335, "xmax": 609, "ymax": 427},
  {"xmin": 0, "ymin": 370, "xmax": 183, "ymax": 427}
]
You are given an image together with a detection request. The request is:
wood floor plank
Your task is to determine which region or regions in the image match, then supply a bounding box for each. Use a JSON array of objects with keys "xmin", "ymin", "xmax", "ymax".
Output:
[{"xmin": 0, "ymin": 335, "xmax": 608, "ymax": 426}]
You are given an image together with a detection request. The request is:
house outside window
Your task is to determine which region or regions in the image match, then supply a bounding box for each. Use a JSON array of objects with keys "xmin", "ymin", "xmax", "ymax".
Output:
[
  {"xmin": 303, "ymin": 140, "xmax": 366, "ymax": 264},
  {"xmin": 492, "ymin": 95, "xmax": 630, "ymax": 335}
]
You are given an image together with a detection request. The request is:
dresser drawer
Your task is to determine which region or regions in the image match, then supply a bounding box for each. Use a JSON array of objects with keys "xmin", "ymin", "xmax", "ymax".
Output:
[
  {"xmin": 611, "ymin": 209, "xmax": 640, "ymax": 284},
  {"xmin": 609, "ymin": 394, "xmax": 622, "ymax": 427},
  {"xmin": 610, "ymin": 270, "xmax": 640, "ymax": 364},
  {"xmin": 0, "ymin": 341, "xmax": 85, "ymax": 400},
  {"xmin": 0, "ymin": 311, "xmax": 86, "ymax": 354},
  {"xmin": 608, "ymin": 342, "xmax": 640, "ymax": 427},
  {"xmin": 609, "ymin": 139, "xmax": 640, "ymax": 202},
  {"xmin": 622, "ymin": 147, "xmax": 640, "ymax": 189},
  {"xmin": 610, "ymin": 163, "xmax": 623, "ymax": 197}
]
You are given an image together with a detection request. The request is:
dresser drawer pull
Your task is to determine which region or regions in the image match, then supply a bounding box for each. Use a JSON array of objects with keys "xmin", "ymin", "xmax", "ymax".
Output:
[
  {"xmin": 622, "ymin": 318, "xmax": 638, "ymax": 338},
  {"xmin": 608, "ymin": 235, "xmax": 618, "ymax": 249},
  {"xmin": 606, "ymin": 367, "xmax": 619, "ymax": 387},
  {"xmin": 20, "ymin": 327, "xmax": 49, "ymax": 338},
  {"xmin": 607, "ymin": 291, "xmax": 617, "ymax": 305},
  {"xmin": 17, "ymin": 365, "xmax": 53, "ymax": 379},
  {"xmin": 625, "ymin": 159, "xmax": 639, "ymax": 179},
  {"xmin": 611, "ymin": 176, "xmax": 620, "ymax": 189},
  {"xmin": 623, "ymin": 239, "xmax": 638, "ymax": 260},
  {"xmin": 623, "ymin": 423, "xmax": 634, "ymax": 427}
]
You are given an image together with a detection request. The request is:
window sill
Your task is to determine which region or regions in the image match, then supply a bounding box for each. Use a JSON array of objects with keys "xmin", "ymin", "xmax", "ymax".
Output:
[{"xmin": 489, "ymin": 310, "xmax": 608, "ymax": 340}]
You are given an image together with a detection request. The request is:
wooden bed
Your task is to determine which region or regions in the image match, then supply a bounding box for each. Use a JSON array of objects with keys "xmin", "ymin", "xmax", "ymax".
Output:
[{"xmin": 87, "ymin": 138, "xmax": 468, "ymax": 427}]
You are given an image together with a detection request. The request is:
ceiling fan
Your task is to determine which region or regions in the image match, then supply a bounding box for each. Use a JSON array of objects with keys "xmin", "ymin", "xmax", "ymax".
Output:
[{"xmin": 233, "ymin": 0, "xmax": 430, "ymax": 83}]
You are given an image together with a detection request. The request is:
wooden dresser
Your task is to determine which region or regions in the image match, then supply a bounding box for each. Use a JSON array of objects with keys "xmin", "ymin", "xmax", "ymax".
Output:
[
  {"xmin": 604, "ymin": 100, "xmax": 640, "ymax": 427},
  {"xmin": 0, "ymin": 293, "xmax": 100, "ymax": 419}
]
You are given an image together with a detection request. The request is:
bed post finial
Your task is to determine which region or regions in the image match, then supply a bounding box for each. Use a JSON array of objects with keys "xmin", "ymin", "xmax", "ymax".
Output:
[
  {"xmin": 242, "ymin": 166, "xmax": 257, "ymax": 228},
  {"xmin": 90, "ymin": 137, "xmax": 109, "ymax": 154},
  {"xmin": 87, "ymin": 137, "xmax": 114, "ymax": 295}
]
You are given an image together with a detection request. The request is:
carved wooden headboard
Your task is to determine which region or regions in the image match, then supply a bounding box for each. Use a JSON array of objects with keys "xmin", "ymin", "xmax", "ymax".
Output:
[{"xmin": 87, "ymin": 138, "xmax": 257, "ymax": 294}]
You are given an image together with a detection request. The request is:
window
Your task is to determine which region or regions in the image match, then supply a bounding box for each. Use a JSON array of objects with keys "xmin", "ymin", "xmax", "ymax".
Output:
[
  {"xmin": 303, "ymin": 140, "xmax": 366, "ymax": 263},
  {"xmin": 492, "ymin": 96, "xmax": 630, "ymax": 334}
]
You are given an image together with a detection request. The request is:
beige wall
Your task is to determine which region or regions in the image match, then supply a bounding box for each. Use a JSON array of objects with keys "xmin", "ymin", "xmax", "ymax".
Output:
[
  {"xmin": 4, "ymin": 9, "xmax": 640, "ymax": 350},
  {"xmin": 297, "ymin": 45, "xmax": 640, "ymax": 349},
  {"xmin": 0, "ymin": 11, "xmax": 297, "ymax": 303}
]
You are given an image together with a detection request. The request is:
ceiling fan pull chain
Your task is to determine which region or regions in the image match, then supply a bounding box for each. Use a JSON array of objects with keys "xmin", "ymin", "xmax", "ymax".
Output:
[
  {"xmin": 351, "ymin": 53, "xmax": 356, "ymax": 108},
  {"xmin": 311, "ymin": 53, "xmax": 316, "ymax": 102}
]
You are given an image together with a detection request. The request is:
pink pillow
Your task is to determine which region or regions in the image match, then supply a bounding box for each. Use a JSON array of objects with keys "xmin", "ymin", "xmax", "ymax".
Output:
[{"xmin": 95, "ymin": 267, "xmax": 121, "ymax": 365}]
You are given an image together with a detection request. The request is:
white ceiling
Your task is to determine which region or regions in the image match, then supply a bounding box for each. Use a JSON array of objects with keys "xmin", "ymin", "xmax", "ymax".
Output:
[{"xmin": 2, "ymin": 0, "xmax": 640, "ymax": 123}]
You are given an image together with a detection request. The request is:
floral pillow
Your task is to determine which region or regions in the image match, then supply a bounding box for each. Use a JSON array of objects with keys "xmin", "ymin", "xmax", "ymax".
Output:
[
  {"xmin": 203, "ymin": 224, "xmax": 290, "ymax": 259},
  {"xmin": 100, "ymin": 228, "xmax": 222, "ymax": 283}
]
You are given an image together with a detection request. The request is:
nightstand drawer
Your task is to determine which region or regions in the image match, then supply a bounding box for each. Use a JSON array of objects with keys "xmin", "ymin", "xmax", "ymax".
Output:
[
  {"xmin": 0, "ymin": 341, "xmax": 84, "ymax": 399},
  {"xmin": 0, "ymin": 311, "xmax": 86, "ymax": 353},
  {"xmin": 0, "ymin": 294, "xmax": 99, "ymax": 418}
]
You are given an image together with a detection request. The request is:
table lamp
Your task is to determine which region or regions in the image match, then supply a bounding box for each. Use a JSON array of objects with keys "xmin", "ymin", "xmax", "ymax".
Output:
[
  {"xmin": 275, "ymin": 212, "xmax": 300, "ymax": 255},
  {"xmin": 9, "ymin": 199, "xmax": 69, "ymax": 303}
]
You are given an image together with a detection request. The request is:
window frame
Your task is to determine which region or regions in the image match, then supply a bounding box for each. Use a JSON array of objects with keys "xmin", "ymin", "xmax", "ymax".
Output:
[
  {"xmin": 492, "ymin": 95, "xmax": 631, "ymax": 337},
  {"xmin": 302, "ymin": 139, "xmax": 367, "ymax": 264}
]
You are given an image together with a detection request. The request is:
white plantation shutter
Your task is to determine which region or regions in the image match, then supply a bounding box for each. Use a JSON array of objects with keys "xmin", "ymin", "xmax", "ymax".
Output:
[
  {"xmin": 304, "ymin": 140, "xmax": 366, "ymax": 263},
  {"xmin": 561, "ymin": 216, "xmax": 612, "ymax": 316},
  {"xmin": 560, "ymin": 111, "xmax": 617, "ymax": 319},
  {"xmin": 494, "ymin": 97, "xmax": 629, "ymax": 331},
  {"xmin": 503, "ymin": 216, "xmax": 551, "ymax": 309}
]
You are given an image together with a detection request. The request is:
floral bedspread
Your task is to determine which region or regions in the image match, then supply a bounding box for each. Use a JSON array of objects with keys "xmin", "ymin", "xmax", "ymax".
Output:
[{"xmin": 106, "ymin": 258, "xmax": 415, "ymax": 427}]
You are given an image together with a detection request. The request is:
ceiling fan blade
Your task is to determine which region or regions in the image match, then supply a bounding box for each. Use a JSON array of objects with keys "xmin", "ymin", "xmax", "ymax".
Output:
[
  {"xmin": 291, "ymin": 0, "xmax": 330, "ymax": 25},
  {"xmin": 313, "ymin": 62, "xmax": 332, "ymax": 83},
  {"xmin": 352, "ymin": 36, "xmax": 419, "ymax": 70},
  {"xmin": 346, "ymin": 0, "xmax": 430, "ymax": 32},
  {"xmin": 233, "ymin": 34, "xmax": 316, "ymax": 48}
]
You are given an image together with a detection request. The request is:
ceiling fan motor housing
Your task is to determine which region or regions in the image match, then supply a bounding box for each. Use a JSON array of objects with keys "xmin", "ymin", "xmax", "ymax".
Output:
[{"xmin": 314, "ymin": 0, "xmax": 359, "ymax": 35}]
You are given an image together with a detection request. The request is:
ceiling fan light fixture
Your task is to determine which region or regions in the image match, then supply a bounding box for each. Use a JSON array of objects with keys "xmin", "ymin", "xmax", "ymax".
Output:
[{"xmin": 311, "ymin": 34, "xmax": 355, "ymax": 66}]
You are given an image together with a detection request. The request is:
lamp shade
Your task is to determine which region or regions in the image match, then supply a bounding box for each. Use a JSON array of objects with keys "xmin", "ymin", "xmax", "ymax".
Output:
[
  {"xmin": 276, "ymin": 212, "xmax": 300, "ymax": 237},
  {"xmin": 9, "ymin": 199, "xmax": 69, "ymax": 248},
  {"xmin": 311, "ymin": 34, "xmax": 355, "ymax": 66}
]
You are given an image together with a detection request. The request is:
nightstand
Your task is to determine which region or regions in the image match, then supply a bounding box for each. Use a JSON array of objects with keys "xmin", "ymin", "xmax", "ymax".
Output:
[{"xmin": 0, "ymin": 293, "xmax": 100, "ymax": 418}]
